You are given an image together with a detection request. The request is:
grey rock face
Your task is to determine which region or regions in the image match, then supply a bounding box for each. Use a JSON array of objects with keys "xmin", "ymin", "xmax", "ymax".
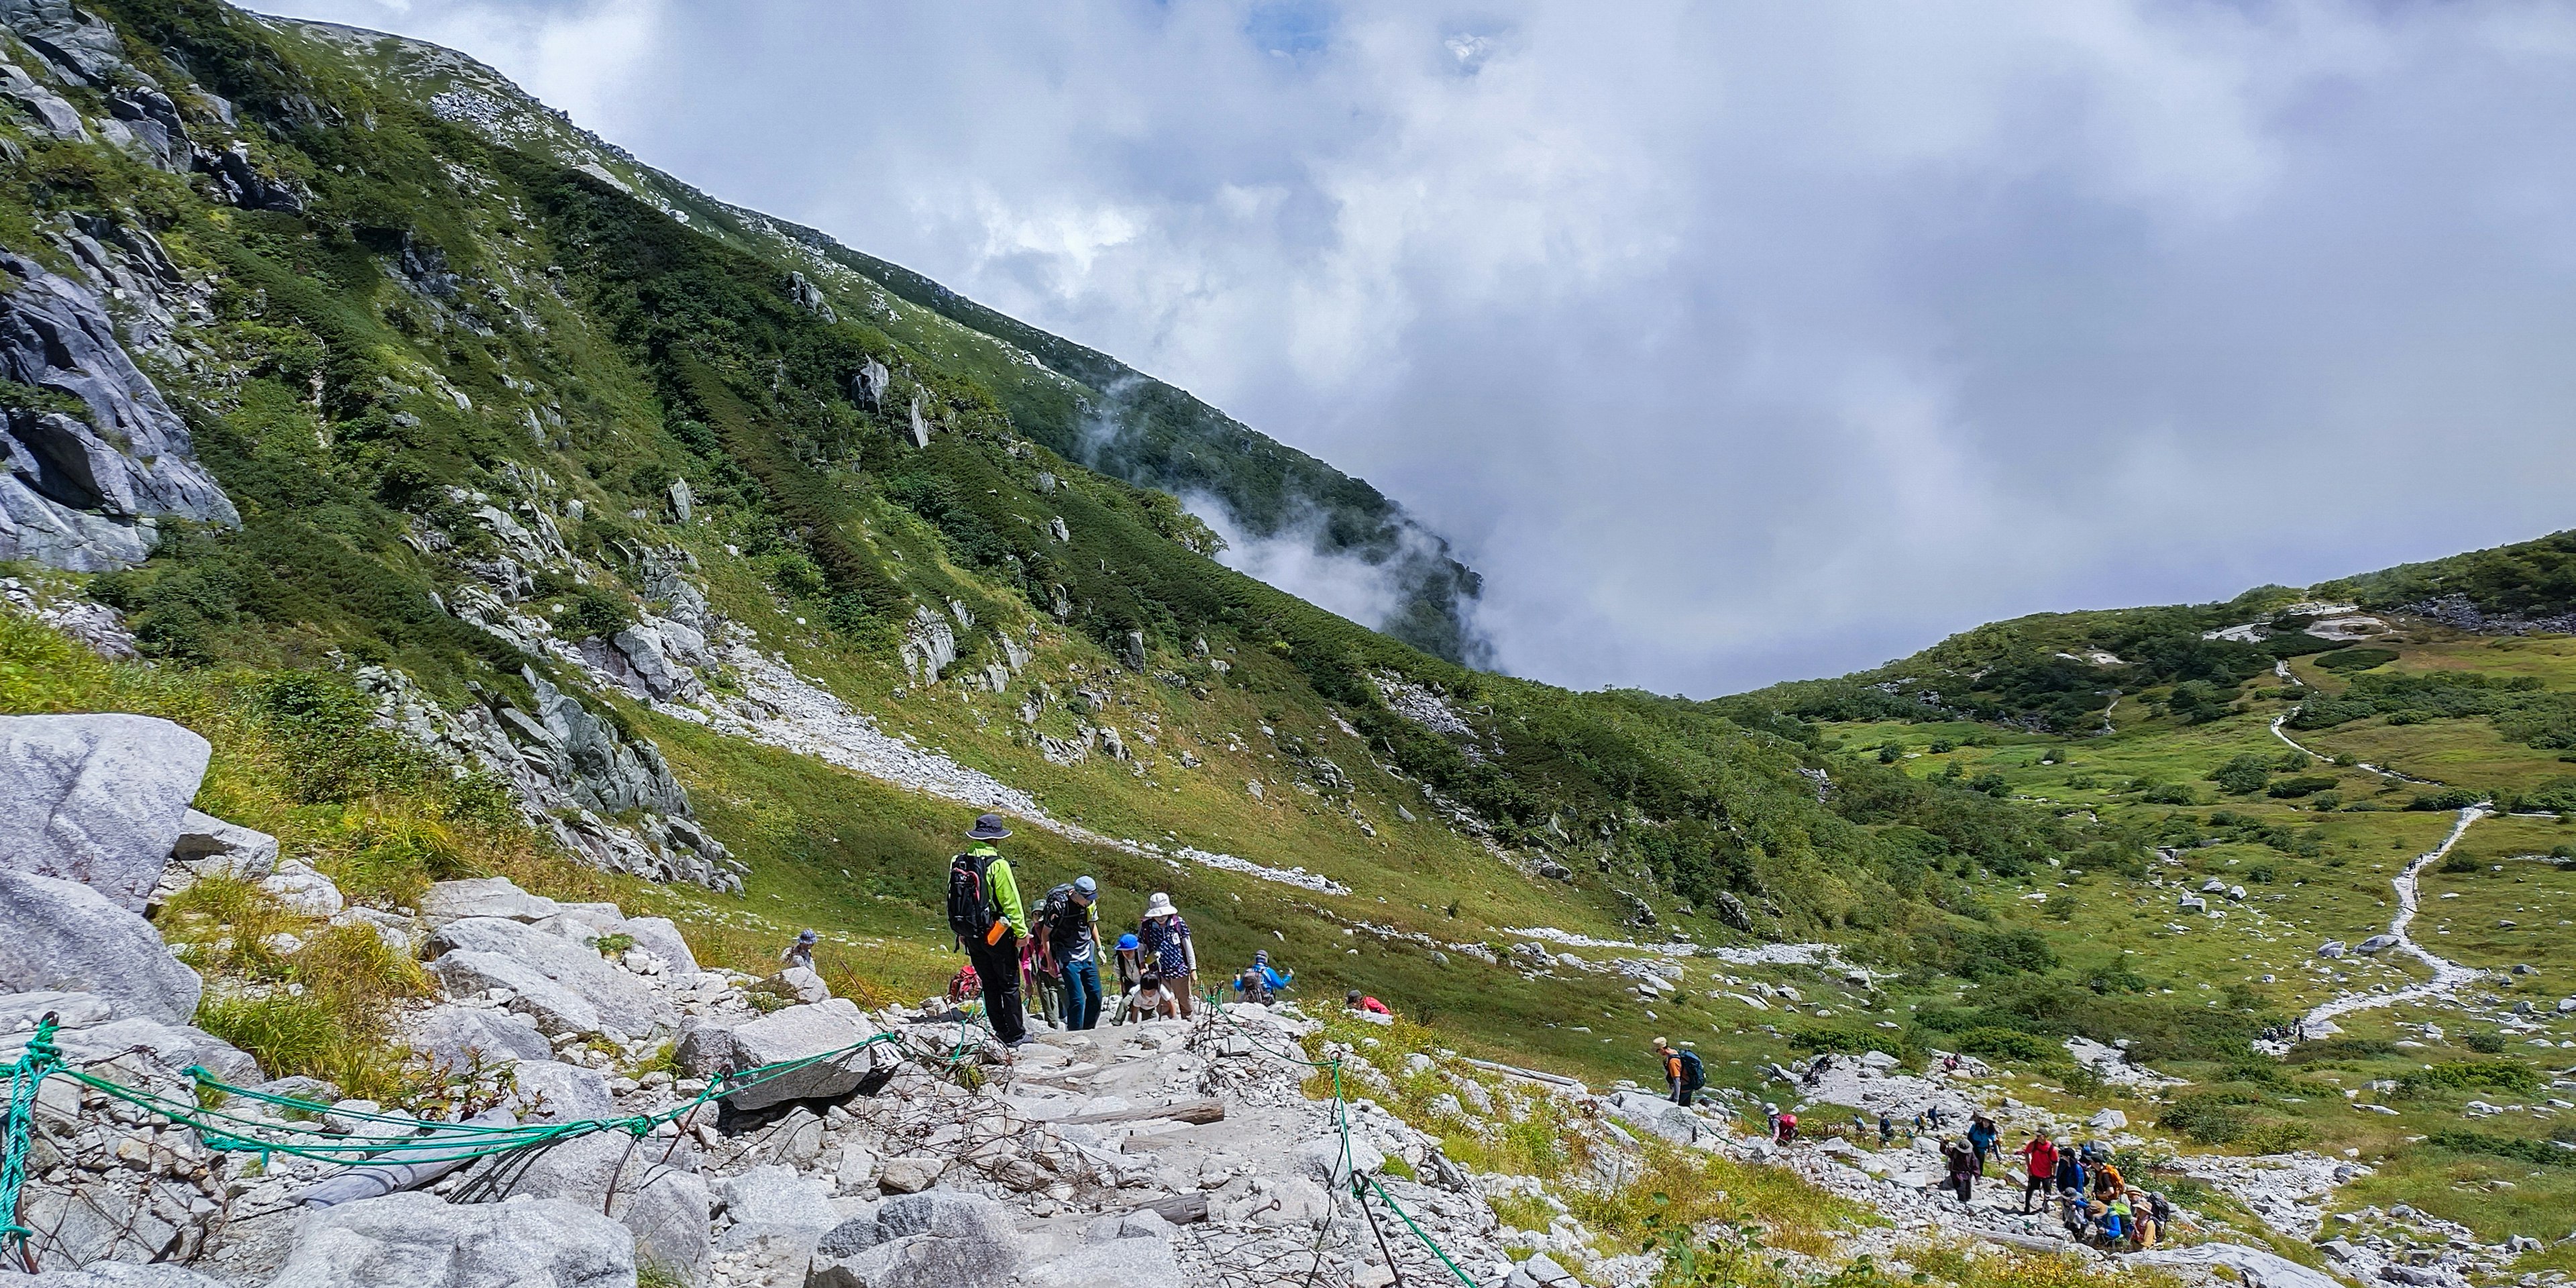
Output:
[
  {"xmin": 1289, "ymin": 1131, "xmax": 1385, "ymax": 1189},
  {"xmin": 508, "ymin": 1059, "xmax": 615, "ymax": 1124},
  {"xmin": 427, "ymin": 916, "xmax": 676, "ymax": 1038},
  {"xmin": 674, "ymin": 1016, "xmax": 738, "ymax": 1078},
  {"xmin": 808, "ymin": 1189, "xmax": 1022, "ymax": 1288},
  {"xmin": 19, "ymin": 1263, "xmax": 231, "ymax": 1287},
  {"xmin": 423, "ymin": 875, "xmax": 563, "ymax": 925},
  {"xmin": 409, "ymin": 1006, "xmax": 554, "ymax": 1069},
  {"xmin": 150, "ymin": 807, "xmax": 279, "ymax": 905},
  {"xmin": 264, "ymin": 1190, "xmax": 635, "ymax": 1288},
  {"xmin": 352, "ymin": 667, "xmax": 738, "ymax": 894},
  {"xmin": 1605, "ymin": 1089, "xmax": 1711, "ymax": 1146},
  {"xmin": 623, "ymin": 1170, "xmax": 711, "ymax": 1287},
  {"xmin": 0, "ymin": 250, "xmax": 235, "ymax": 571},
  {"xmin": 720, "ymin": 998, "xmax": 888, "ymax": 1111},
  {"xmin": 0, "ymin": 713, "xmax": 211, "ymax": 909},
  {"xmin": 0, "ymin": 869, "xmax": 201, "ymax": 1024}
]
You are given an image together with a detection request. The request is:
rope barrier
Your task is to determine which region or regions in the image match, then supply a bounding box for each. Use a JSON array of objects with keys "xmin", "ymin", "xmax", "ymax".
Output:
[
  {"xmin": 8, "ymin": 988, "xmax": 1484, "ymax": 1283},
  {"xmin": 1, "ymin": 1014, "xmax": 60, "ymax": 1270},
  {"xmin": 0, "ymin": 1005, "xmax": 997, "ymax": 1269},
  {"xmin": 1197, "ymin": 991, "xmax": 1483, "ymax": 1287}
]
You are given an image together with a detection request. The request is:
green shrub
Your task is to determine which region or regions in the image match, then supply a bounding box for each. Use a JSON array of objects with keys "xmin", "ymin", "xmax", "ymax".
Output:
[
  {"xmin": 2206, "ymin": 755, "xmax": 2273, "ymax": 796},
  {"xmin": 1949, "ymin": 1026, "xmax": 2055, "ymax": 1063},
  {"xmin": 2138, "ymin": 783, "xmax": 2198, "ymax": 806},
  {"xmin": 2401, "ymin": 1059, "xmax": 2538, "ymax": 1094},
  {"xmin": 2424, "ymin": 1130, "xmax": 2575, "ymax": 1167},
  {"xmin": 2267, "ymin": 775, "xmax": 2339, "ymax": 798},
  {"xmin": 2409, "ymin": 788, "xmax": 2483, "ymax": 812},
  {"xmin": 2314, "ymin": 648, "xmax": 2398, "ymax": 673}
]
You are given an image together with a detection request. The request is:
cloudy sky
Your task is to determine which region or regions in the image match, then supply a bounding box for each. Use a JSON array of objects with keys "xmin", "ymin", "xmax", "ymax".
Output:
[{"xmin": 268, "ymin": 0, "xmax": 2576, "ymax": 696}]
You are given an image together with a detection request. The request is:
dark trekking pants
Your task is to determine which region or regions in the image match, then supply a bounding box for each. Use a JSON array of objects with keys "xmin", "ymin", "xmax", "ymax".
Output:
[{"xmin": 968, "ymin": 932, "xmax": 1025, "ymax": 1044}]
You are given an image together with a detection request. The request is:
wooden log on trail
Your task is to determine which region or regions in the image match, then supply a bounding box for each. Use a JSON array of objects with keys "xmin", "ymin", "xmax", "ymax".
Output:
[
  {"xmin": 1460, "ymin": 1057, "xmax": 1587, "ymax": 1091},
  {"xmin": 1059, "ymin": 1097, "xmax": 1225, "ymax": 1126}
]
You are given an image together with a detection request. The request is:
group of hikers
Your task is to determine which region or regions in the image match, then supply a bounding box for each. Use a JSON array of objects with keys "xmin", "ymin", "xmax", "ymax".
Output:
[{"xmin": 792, "ymin": 812, "xmax": 1351, "ymax": 1046}]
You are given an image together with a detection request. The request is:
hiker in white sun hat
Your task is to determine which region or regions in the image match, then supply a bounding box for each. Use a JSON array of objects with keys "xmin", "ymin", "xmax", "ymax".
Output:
[{"xmin": 1134, "ymin": 891, "xmax": 1199, "ymax": 1018}]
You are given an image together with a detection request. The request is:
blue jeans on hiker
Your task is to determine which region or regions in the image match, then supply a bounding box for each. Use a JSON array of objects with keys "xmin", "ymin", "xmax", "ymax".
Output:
[{"xmin": 1061, "ymin": 959, "xmax": 1102, "ymax": 1030}]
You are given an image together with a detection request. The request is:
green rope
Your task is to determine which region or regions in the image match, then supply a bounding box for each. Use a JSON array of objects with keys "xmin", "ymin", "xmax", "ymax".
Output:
[
  {"xmin": 1200, "ymin": 998, "xmax": 1482, "ymax": 1287},
  {"xmin": 1, "ymin": 1014, "xmax": 62, "ymax": 1263}
]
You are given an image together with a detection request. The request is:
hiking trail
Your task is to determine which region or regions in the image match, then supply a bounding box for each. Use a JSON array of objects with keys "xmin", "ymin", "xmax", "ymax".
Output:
[{"xmin": 2288, "ymin": 805, "xmax": 2489, "ymax": 1042}]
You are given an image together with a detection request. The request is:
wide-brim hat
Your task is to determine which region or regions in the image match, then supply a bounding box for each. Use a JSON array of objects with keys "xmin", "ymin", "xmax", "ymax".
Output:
[
  {"xmin": 796, "ymin": 929, "xmax": 818, "ymax": 943},
  {"xmin": 967, "ymin": 813, "xmax": 1012, "ymax": 840},
  {"xmin": 1143, "ymin": 892, "xmax": 1177, "ymax": 918}
]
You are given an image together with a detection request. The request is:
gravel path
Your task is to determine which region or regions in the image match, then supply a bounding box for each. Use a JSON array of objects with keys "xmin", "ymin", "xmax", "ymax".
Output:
[{"xmin": 2290, "ymin": 806, "xmax": 2490, "ymax": 1040}]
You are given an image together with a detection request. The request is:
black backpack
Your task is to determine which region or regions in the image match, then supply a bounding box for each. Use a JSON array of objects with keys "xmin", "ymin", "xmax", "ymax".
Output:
[
  {"xmin": 1676, "ymin": 1049, "xmax": 1705, "ymax": 1089},
  {"xmin": 946, "ymin": 852, "xmax": 996, "ymax": 945}
]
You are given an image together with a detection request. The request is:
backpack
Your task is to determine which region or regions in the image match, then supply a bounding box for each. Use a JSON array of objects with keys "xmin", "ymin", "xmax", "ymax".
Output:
[
  {"xmin": 1675, "ymin": 1049, "xmax": 1705, "ymax": 1089},
  {"xmin": 946, "ymin": 851, "xmax": 996, "ymax": 944}
]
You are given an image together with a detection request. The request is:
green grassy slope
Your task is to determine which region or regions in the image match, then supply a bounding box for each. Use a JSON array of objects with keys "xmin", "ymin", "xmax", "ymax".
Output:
[
  {"xmin": 1708, "ymin": 533, "xmax": 2576, "ymax": 1246},
  {"xmin": 274, "ymin": 16, "xmax": 1488, "ymax": 664},
  {"xmin": 0, "ymin": 0, "xmax": 2146, "ymax": 1098}
]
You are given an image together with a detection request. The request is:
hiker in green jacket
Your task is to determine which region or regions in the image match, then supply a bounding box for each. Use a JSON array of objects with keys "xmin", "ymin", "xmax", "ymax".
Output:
[{"xmin": 946, "ymin": 813, "xmax": 1031, "ymax": 1046}]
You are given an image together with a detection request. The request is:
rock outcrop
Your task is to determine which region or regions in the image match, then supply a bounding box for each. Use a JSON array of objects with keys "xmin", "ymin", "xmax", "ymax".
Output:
[
  {"xmin": 0, "ymin": 250, "xmax": 235, "ymax": 571},
  {"xmin": 1, "ymin": 714, "xmax": 210, "ymax": 909}
]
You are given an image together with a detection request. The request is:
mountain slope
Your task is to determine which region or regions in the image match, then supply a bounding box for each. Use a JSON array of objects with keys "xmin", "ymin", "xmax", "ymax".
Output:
[
  {"xmin": 0, "ymin": 0, "xmax": 2120, "ymax": 1075},
  {"xmin": 277, "ymin": 16, "xmax": 1491, "ymax": 666}
]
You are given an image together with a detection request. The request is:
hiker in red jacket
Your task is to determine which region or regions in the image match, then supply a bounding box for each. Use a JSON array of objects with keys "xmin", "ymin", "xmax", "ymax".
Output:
[{"xmin": 2019, "ymin": 1132, "xmax": 2059, "ymax": 1213}]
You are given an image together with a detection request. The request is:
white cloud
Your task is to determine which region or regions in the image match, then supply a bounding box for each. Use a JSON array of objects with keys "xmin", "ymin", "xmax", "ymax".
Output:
[{"xmin": 259, "ymin": 0, "xmax": 2576, "ymax": 695}]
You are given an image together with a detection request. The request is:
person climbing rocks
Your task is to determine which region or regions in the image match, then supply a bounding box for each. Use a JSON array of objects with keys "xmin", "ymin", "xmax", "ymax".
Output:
[
  {"xmin": 1878, "ymin": 1112, "xmax": 1894, "ymax": 1146},
  {"xmin": 1021, "ymin": 931, "xmax": 1060, "ymax": 1030},
  {"xmin": 782, "ymin": 928, "xmax": 818, "ymax": 973},
  {"xmin": 1966, "ymin": 1112, "xmax": 1999, "ymax": 1175},
  {"xmin": 1346, "ymin": 989, "xmax": 1392, "ymax": 1015},
  {"xmin": 1137, "ymin": 892, "xmax": 1199, "ymax": 1018},
  {"xmin": 2053, "ymin": 1139, "xmax": 2086, "ymax": 1202},
  {"xmin": 1926, "ymin": 1104, "xmax": 1945, "ymax": 1130},
  {"xmin": 1110, "ymin": 932, "xmax": 1144, "ymax": 1021},
  {"xmin": 2090, "ymin": 1153, "xmax": 2125, "ymax": 1201},
  {"xmin": 1764, "ymin": 1102, "xmax": 1781, "ymax": 1140},
  {"xmin": 1940, "ymin": 1137, "xmax": 1977, "ymax": 1205},
  {"xmin": 1774, "ymin": 1107, "xmax": 1799, "ymax": 1146},
  {"xmin": 1128, "ymin": 970, "xmax": 1181, "ymax": 1022},
  {"xmin": 1653, "ymin": 1037, "xmax": 1705, "ymax": 1106},
  {"xmin": 1252, "ymin": 950, "xmax": 1293, "ymax": 996},
  {"xmin": 945, "ymin": 813, "xmax": 1029, "ymax": 1046},
  {"xmin": 1038, "ymin": 875, "xmax": 1104, "ymax": 1030},
  {"xmin": 2017, "ymin": 1132, "xmax": 2059, "ymax": 1214}
]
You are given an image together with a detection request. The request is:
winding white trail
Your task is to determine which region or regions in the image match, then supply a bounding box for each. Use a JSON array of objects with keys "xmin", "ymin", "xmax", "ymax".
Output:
[
  {"xmin": 2291, "ymin": 806, "xmax": 2489, "ymax": 1041},
  {"xmin": 2267, "ymin": 711, "xmax": 2423, "ymax": 783}
]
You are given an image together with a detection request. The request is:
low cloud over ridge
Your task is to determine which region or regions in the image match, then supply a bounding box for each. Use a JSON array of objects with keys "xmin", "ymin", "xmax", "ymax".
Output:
[{"xmin": 276, "ymin": 0, "xmax": 2576, "ymax": 695}]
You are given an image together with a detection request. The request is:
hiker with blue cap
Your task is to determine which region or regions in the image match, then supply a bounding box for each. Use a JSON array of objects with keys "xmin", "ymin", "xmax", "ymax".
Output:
[
  {"xmin": 781, "ymin": 928, "xmax": 818, "ymax": 972},
  {"xmin": 1110, "ymin": 932, "xmax": 1145, "ymax": 1023},
  {"xmin": 1036, "ymin": 873, "xmax": 1106, "ymax": 1030},
  {"xmin": 945, "ymin": 812, "xmax": 1030, "ymax": 1046}
]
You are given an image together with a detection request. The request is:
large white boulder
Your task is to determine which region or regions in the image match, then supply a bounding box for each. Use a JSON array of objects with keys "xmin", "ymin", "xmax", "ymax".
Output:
[
  {"xmin": 622, "ymin": 1171, "xmax": 711, "ymax": 1288},
  {"xmin": 421, "ymin": 876, "xmax": 562, "ymax": 926},
  {"xmin": 808, "ymin": 1189, "xmax": 1024, "ymax": 1288},
  {"xmin": 1605, "ymin": 1089, "xmax": 1711, "ymax": 1146},
  {"xmin": 426, "ymin": 916, "xmax": 676, "ymax": 1038},
  {"xmin": 0, "ymin": 869, "xmax": 201, "ymax": 1024},
  {"xmin": 714, "ymin": 1165, "xmax": 839, "ymax": 1284},
  {"xmin": 720, "ymin": 998, "xmax": 888, "ymax": 1111},
  {"xmin": 508, "ymin": 1059, "xmax": 615, "ymax": 1124},
  {"xmin": 264, "ymin": 1190, "xmax": 635, "ymax": 1288},
  {"xmin": 0, "ymin": 714, "xmax": 210, "ymax": 910},
  {"xmin": 17, "ymin": 1264, "xmax": 232, "ymax": 1286},
  {"xmin": 409, "ymin": 1007, "xmax": 553, "ymax": 1069},
  {"xmin": 150, "ymin": 807, "xmax": 280, "ymax": 905}
]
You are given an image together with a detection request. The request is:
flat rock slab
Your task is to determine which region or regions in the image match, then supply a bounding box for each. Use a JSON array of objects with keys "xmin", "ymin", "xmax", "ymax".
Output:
[
  {"xmin": 0, "ymin": 868, "xmax": 201, "ymax": 1025},
  {"xmin": 427, "ymin": 915, "xmax": 676, "ymax": 1038},
  {"xmin": 722, "ymin": 998, "xmax": 888, "ymax": 1110},
  {"xmin": 264, "ymin": 1190, "xmax": 635, "ymax": 1288},
  {"xmin": 1, "ymin": 713, "xmax": 210, "ymax": 910}
]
